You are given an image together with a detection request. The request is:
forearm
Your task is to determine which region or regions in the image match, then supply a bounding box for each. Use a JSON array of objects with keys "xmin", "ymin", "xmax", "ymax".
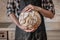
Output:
[
  {"xmin": 9, "ymin": 13, "xmax": 20, "ymax": 27},
  {"xmin": 8, "ymin": 13, "xmax": 27, "ymax": 30},
  {"xmin": 35, "ymin": 6, "xmax": 54, "ymax": 19}
]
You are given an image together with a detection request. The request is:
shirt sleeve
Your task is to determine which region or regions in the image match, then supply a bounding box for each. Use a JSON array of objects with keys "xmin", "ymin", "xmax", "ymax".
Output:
[
  {"xmin": 7, "ymin": 0, "xmax": 15, "ymax": 16},
  {"xmin": 42, "ymin": 0, "xmax": 55, "ymax": 15}
]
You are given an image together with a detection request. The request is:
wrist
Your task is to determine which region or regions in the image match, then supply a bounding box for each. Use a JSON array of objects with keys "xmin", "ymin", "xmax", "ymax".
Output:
[
  {"xmin": 37, "ymin": 7, "xmax": 42, "ymax": 12},
  {"xmin": 17, "ymin": 23, "xmax": 21, "ymax": 27},
  {"xmin": 39, "ymin": 7, "xmax": 42, "ymax": 11},
  {"xmin": 34, "ymin": 6, "xmax": 42, "ymax": 12}
]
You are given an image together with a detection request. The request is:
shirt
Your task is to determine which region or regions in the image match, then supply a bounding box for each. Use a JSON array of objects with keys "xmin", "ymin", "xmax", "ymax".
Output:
[{"xmin": 7, "ymin": 0, "xmax": 55, "ymax": 18}]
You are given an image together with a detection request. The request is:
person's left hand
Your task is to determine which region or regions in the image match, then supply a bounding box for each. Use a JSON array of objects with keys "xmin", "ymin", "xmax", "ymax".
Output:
[
  {"xmin": 21, "ymin": 4, "xmax": 38, "ymax": 12},
  {"xmin": 24, "ymin": 27, "xmax": 37, "ymax": 32},
  {"xmin": 24, "ymin": 23, "xmax": 39, "ymax": 32}
]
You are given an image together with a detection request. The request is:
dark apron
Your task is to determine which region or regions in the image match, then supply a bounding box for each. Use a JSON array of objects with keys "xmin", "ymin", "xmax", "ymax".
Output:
[{"xmin": 15, "ymin": 0, "xmax": 47, "ymax": 40}]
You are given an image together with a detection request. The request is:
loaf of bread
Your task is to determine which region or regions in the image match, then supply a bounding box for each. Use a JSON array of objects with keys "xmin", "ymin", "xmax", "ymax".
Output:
[{"xmin": 19, "ymin": 10, "xmax": 41, "ymax": 30}]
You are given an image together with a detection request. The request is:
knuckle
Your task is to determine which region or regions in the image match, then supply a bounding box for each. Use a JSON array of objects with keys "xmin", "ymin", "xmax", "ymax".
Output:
[
  {"xmin": 29, "ymin": 4, "xmax": 32, "ymax": 6},
  {"xmin": 31, "ymin": 6, "xmax": 34, "ymax": 9}
]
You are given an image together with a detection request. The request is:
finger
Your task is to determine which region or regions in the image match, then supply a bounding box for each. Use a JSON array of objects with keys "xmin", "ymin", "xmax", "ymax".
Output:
[
  {"xmin": 25, "ymin": 30, "xmax": 33, "ymax": 32},
  {"xmin": 22, "ymin": 6, "xmax": 30, "ymax": 12},
  {"xmin": 27, "ymin": 9, "xmax": 32, "ymax": 12},
  {"xmin": 23, "ymin": 26, "xmax": 28, "ymax": 30},
  {"xmin": 25, "ymin": 28, "xmax": 34, "ymax": 32},
  {"xmin": 22, "ymin": 4, "xmax": 34, "ymax": 12}
]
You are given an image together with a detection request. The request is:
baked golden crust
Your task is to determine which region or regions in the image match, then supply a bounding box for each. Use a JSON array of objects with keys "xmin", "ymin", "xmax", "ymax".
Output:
[{"xmin": 19, "ymin": 10, "xmax": 41, "ymax": 30}]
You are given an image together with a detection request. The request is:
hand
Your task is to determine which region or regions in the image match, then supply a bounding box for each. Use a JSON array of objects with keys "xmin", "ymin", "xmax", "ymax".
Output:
[
  {"xmin": 18, "ymin": 25, "xmax": 36, "ymax": 32},
  {"xmin": 24, "ymin": 28, "xmax": 37, "ymax": 32},
  {"xmin": 18, "ymin": 23, "xmax": 38, "ymax": 32},
  {"xmin": 24, "ymin": 23, "xmax": 39, "ymax": 32},
  {"xmin": 21, "ymin": 4, "xmax": 39, "ymax": 12}
]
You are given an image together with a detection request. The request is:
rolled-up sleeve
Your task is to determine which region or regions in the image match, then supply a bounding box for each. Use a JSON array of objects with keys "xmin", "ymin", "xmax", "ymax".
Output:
[
  {"xmin": 7, "ymin": 0, "xmax": 15, "ymax": 16},
  {"xmin": 42, "ymin": 0, "xmax": 55, "ymax": 15}
]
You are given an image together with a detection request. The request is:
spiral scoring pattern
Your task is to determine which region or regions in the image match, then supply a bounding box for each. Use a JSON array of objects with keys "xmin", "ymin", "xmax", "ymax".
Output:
[{"xmin": 19, "ymin": 10, "xmax": 41, "ymax": 29}]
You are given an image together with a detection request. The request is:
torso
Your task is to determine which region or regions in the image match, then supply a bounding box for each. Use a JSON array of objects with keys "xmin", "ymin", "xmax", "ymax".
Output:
[
  {"xmin": 15, "ymin": 0, "xmax": 46, "ymax": 31},
  {"xmin": 15, "ymin": 0, "xmax": 47, "ymax": 40}
]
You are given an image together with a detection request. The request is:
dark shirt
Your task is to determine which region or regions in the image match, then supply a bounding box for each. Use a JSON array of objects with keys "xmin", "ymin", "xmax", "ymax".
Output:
[{"xmin": 7, "ymin": 0, "xmax": 55, "ymax": 40}]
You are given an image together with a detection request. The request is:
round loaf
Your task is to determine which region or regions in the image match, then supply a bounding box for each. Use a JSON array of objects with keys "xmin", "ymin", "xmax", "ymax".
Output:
[{"xmin": 19, "ymin": 10, "xmax": 41, "ymax": 30}]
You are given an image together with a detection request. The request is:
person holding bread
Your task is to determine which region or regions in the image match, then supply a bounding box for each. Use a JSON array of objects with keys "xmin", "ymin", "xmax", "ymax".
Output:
[{"xmin": 7, "ymin": 0, "xmax": 55, "ymax": 40}]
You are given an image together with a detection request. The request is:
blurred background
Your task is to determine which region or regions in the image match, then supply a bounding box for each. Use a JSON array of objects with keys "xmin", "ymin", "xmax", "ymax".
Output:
[{"xmin": 0, "ymin": 0, "xmax": 60, "ymax": 40}]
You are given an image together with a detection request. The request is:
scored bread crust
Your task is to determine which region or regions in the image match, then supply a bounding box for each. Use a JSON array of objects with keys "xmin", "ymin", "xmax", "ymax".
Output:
[{"xmin": 19, "ymin": 10, "xmax": 41, "ymax": 30}]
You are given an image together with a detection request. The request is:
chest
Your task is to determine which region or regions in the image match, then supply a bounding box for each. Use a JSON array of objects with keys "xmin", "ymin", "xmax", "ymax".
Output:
[
  {"xmin": 15, "ymin": 0, "xmax": 42, "ymax": 7},
  {"xmin": 14, "ymin": 0, "xmax": 42, "ymax": 17},
  {"xmin": 23, "ymin": 0, "xmax": 42, "ymax": 6}
]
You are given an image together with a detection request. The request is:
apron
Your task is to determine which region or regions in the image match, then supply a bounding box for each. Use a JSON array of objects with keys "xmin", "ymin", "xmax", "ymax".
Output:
[{"xmin": 15, "ymin": 0, "xmax": 47, "ymax": 40}]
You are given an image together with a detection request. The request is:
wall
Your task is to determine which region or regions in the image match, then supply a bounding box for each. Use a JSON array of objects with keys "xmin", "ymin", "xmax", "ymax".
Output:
[
  {"xmin": 45, "ymin": 0, "xmax": 60, "ymax": 30},
  {"xmin": 0, "ymin": 0, "xmax": 60, "ymax": 30},
  {"xmin": 0, "ymin": 0, "xmax": 11, "ymax": 22}
]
